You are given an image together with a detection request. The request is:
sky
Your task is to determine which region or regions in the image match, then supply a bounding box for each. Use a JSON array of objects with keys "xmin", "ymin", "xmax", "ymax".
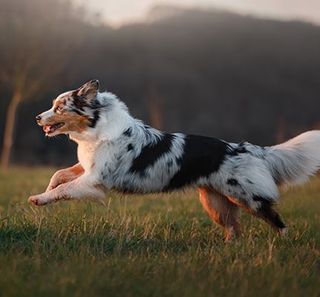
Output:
[{"xmin": 73, "ymin": 0, "xmax": 320, "ymax": 26}]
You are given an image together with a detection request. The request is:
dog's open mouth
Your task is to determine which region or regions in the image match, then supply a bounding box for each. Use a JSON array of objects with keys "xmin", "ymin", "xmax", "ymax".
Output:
[{"xmin": 43, "ymin": 122, "xmax": 65, "ymax": 135}]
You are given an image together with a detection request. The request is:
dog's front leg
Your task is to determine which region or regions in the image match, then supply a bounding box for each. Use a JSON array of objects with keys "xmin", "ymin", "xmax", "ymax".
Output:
[
  {"xmin": 46, "ymin": 163, "xmax": 84, "ymax": 192},
  {"xmin": 28, "ymin": 176, "xmax": 105, "ymax": 206}
]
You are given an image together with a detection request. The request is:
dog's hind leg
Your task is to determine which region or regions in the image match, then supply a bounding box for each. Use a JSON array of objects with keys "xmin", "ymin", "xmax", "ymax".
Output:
[
  {"xmin": 251, "ymin": 198, "xmax": 287, "ymax": 235},
  {"xmin": 228, "ymin": 196, "xmax": 287, "ymax": 236},
  {"xmin": 198, "ymin": 187, "xmax": 241, "ymax": 241}
]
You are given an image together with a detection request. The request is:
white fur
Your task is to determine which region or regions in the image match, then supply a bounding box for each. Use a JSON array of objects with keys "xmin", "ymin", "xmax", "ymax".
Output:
[
  {"xmin": 266, "ymin": 131, "xmax": 320, "ymax": 186},
  {"xmin": 29, "ymin": 90, "xmax": 320, "ymax": 214}
]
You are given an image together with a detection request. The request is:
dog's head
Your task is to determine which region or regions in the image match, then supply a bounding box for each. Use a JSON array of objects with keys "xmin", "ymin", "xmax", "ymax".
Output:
[{"xmin": 36, "ymin": 80, "xmax": 101, "ymax": 137}]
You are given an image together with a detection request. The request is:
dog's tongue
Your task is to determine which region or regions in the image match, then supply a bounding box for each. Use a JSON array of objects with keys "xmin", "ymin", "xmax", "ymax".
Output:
[{"xmin": 43, "ymin": 125, "xmax": 52, "ymax": 133}]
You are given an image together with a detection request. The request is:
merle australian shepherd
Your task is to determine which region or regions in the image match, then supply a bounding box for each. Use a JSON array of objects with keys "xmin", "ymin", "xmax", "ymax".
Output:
[{"xmin": 29, "ymin": 80, "xmax": 320, "ymax": 241}]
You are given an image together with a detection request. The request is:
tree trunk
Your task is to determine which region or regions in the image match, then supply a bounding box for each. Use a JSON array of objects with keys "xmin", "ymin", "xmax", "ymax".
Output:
[
  {"xmin": 147, "ymin": 85, "xmax": 163, "ymax": 130},
  {"xmin": 1, "ymin": 92, "xmax": 21, "ymax": 171}
]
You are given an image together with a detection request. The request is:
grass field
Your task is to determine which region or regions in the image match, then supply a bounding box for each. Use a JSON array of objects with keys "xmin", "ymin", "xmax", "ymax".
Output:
[{"xmin": 0, "ymin": 168, "xmax": 319, "ymax": 297}]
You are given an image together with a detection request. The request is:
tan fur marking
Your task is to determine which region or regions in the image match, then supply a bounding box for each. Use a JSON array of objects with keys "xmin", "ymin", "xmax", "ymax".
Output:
[
  {"xmin": 198, "ymin": 187, "xmax": 241, "ymax": 241},
  {"xmin": 46, "ymin": 163, "xmax": 84, "ymax": 192},
  {"xmin": 44, "ymin": 111, "xmax": 90, "ymax": 133}
]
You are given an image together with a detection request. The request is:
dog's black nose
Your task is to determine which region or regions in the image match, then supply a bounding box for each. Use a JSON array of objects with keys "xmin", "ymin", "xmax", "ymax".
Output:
[{"xmin": 36, "ymin": 115, "xmax": 41, "ymax": 121}]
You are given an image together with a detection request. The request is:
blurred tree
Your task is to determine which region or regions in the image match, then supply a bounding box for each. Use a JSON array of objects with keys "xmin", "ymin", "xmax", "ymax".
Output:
[
  {"xmin": 1, "ymin": 4, "xmax": 320, "ymax": 165},
  {"xmin": 0, "ymin": 0, "xmax": 86, "ymax": 170},
  {"xmin": 146, "ymin": 85, "xmax": 164, "ymax": 129}
]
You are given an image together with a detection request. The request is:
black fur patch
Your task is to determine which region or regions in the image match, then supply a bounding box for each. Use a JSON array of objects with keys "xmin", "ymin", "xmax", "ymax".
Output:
[
  {"xmin": 71, "ymin": 108, "xmax": 84, "ymax": 116},
  {"xmin": 256, "ymin": 199, "xmax": 286, "ymax": 229},
  {"xmin": 123, "ymin": 127, "xmax": 132, "ymax": 137},
  {"xmin": 89, "ymin": 110, "xmax": 100, "ymax": 128},
  {"xmin": 130, "ymin": 133, "xmax": 173, "ymax": 176},
  {"xmin": 252, "ymin": 195, "xmax": 269, "ymax": 202},
  {"xmin": 227, "ymin": 142, "xmax": 248, "ymax": 156},
  {"xmin": 164, "ymin": 135, "xmax": 228, "ymax": 191},
  {"xmin": 72, "ymin": 90, "xmax": 103, "ymax": 110},
  {"xmin": 90, "ymin": 100, "xmax": 104, "ymax": 109},
  {"xmin": 127, "ymin": 143, "xmax": 134, "ymax": 152},
  {"xmin": 271, "ymin": 168, "xmax": 283, "ymax": 185},
  {"xmin": 227, "ymin": 178, "xmax": 239, "ymax": 186},
  {"xmin": 167, "ymin": 160, "xmax": 173, "ymax": 167},
  {"xmin": 72, "ymin": 92, "xmax": 88, "ymax": 111}
]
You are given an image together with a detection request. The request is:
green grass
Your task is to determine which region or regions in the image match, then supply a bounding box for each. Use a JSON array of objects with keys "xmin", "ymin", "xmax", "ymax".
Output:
[{"xmin": 0, "ymin": 168, "xmax": 319, "ymax": 297}]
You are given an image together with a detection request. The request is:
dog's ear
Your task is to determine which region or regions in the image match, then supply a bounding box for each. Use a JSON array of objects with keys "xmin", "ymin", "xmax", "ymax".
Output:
[{"xmin": 76, "ymin": 79, "xmax": 100, "ymax": 103}]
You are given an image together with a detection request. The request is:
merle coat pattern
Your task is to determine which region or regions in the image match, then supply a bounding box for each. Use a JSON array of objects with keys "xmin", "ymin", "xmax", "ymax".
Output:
[{"xmin": 29, "ymin": 80, "xmax": 320, "ymax": 241}]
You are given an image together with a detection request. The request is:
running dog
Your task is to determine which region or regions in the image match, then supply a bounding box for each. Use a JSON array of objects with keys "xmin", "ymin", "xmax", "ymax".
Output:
[{"xmin": 29, "ymin": 79, "xmax": 320, "ymax": 240}]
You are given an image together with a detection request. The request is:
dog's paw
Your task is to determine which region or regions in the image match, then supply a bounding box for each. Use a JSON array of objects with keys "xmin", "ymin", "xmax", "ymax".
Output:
[{"xmin": 28, "ymin": 195, "xmax": 48, "ymax": 206}]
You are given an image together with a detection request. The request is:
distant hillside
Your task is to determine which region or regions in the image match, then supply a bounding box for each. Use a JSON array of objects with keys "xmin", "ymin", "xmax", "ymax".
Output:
[
  {"xmin": 3, "ymin": 3, "xmax": 320, "ymax": 164},
  {"xmin": 96, "ymin": 6, "xmax": 320, "ymax": 142}
]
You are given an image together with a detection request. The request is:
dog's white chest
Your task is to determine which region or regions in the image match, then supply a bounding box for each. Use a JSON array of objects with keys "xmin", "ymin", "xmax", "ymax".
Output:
[
  {"xmin": 77, "ymin": 141, "xmax": 100, "ymax": 172},
  {"xmin": 77, "ymin": 140, "xmax": 120, "ymax": 177}
]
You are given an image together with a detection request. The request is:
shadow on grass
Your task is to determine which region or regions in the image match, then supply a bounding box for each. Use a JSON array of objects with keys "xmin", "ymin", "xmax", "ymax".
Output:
[
  {"xmin": 0, "ymin": 224, "xmax": 225, "ymax": 258},
  {"xmin": 0, "ymin": 214, "xmax": 318, "ymax": 260}
]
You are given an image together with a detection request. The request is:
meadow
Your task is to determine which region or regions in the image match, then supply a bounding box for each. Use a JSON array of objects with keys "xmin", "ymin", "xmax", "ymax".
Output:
[{"xmin": 0, "ymin": 168, "xmax": 319, "ymax": 297}]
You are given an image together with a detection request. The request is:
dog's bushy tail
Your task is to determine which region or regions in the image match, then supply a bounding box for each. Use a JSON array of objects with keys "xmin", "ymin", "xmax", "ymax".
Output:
[{"xmin": 265, "ymin": 130, "xmax": 320, "ymax": 186}]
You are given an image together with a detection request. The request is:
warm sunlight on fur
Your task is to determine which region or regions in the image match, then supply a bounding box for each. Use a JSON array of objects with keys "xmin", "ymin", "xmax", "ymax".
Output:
[
  {"xmin": 37, "ymin": 109, "xmax": 91, "ymax": 136},
  {"xmin": 36, "ymin": 81, "xmax": 99, "ymax": 137},
  {"xmin": 29, "ymin": 79, "xmax": 320, "ymax": 242}
]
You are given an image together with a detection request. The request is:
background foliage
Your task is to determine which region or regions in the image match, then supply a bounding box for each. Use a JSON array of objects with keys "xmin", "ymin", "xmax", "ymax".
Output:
[{"xmin": 1, "ymin": 0, "xmax": 320, "ymax": 166}]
